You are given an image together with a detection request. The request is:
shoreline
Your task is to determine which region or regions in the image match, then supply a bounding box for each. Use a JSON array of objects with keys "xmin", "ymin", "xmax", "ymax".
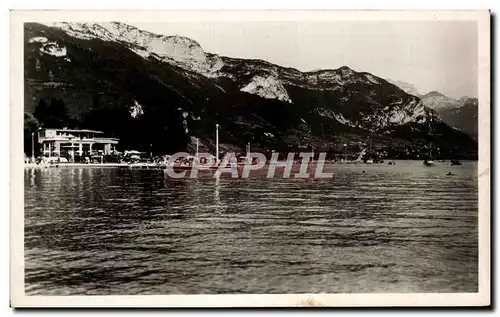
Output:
[{"xmin": 23, "ymin": 159, "xmax": 475, "ymax": 169}]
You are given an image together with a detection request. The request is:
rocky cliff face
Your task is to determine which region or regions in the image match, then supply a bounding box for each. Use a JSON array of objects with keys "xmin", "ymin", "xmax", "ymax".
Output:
[
  {"xmin": 43, "ymin": 22, "xmax": 215, "ymax": 72},
  {"xmin": 437, "ymin": 97, "xmax": 479, "ymax": 140},
  {"xmin": 24, "ymin": 22, "xmax": 477, "ymax": 159},
  {"xmin": 388, "ymin": 81, "xmax": 479, "ymax": 141},
  {"xmin": 420, "ymin": 91, "xmax": 460, "ymax": 110},
  {"xmin": 386, "ymin": 79, "xmax": 421, "ymax": 97}
]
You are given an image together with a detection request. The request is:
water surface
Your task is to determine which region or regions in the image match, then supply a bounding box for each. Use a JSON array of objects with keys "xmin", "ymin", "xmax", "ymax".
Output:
[{"xmin": 24, "ymin": 160, "xmax": 478, "ymax": 295}]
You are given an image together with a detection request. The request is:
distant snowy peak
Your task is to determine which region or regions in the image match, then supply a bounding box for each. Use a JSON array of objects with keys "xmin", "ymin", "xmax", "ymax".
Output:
[
  {"xmin": 458, "ymin": 96, "xmax": 478, "ymax": 107},
  {"xmin": 423, "ymin": 91, "xmax": 446, "ymax": 98},
  {"xmin": 420, "ymin": 91, "xmax": 460, "ymax": 110},
  {"xmin": 386, "ymin": 79, "xmax": 421, "ymax": 97},
  {"xmin": 240, "ymin": 75, "xmax": 292, "ymax": 103},
  {"xmin": 42, "ymin": 22, "xmax": 219, "ymax": 74}
]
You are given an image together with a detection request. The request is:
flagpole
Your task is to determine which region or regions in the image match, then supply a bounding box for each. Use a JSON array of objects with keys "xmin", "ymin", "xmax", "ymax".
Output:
[
  {"xmin": 196, "ymin": 137, "xmax": 199, "ymax": 157},
  {"xmin": 247, "ymin": 142, "xmax": 250, "ymax": 163},
  {"xmin": 31, "ymin": 132, "xmax": 35, "ymax": 162},
  {"xmin": 215, "ymin": 124, "xmax": 219, "ymax": 165}
]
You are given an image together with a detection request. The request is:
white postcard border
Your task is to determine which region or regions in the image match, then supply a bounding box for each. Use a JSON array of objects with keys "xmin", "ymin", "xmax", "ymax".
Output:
[{"xmin": 9, "ymin": 9, "xmax": 491, "ymax": 307}]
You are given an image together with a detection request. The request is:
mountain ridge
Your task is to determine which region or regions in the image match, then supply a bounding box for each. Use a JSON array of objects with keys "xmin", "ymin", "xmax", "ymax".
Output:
[
  {"xmin": 23, "ymin": 22, "xmax": 477, "ymax": 159},
  {"xmin": 388, "ymin": 79, "xmax": 478, "ymax": 140},
  {"xmin": 386, "ymin": 79, "xmax": 421, "ymax": 97}
]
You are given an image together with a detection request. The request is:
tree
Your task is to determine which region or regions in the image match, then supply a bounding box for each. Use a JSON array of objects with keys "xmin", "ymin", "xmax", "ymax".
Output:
[
  {"xmin": 33, "ymin": 99, "xmax": 49, "ymax": 126},
  {"xmin": 33, "ymin": 98, "xmax": 70, "ymax": 128},
  {"xmin": 24, "ymin": 112, "xmax": 40, "ymax": 157},
  {"xmin": 47, "ymin": 98, "xmax": 70, "ymax": 128}
]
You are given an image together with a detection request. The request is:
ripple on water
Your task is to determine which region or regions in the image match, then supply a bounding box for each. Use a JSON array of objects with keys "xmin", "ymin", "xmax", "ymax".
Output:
[{"xmin": 24, "ymin": 161, "xmax": 478, "ymax": 294}]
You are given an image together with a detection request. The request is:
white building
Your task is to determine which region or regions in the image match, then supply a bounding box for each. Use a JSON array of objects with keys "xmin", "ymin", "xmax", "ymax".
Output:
[{"xmin": 37, "ymin": 128, "xmax": 119, "ymax": 161}]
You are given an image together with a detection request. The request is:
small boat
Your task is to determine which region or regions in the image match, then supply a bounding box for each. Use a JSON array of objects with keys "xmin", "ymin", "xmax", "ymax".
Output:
[
  {"xmin": 423, "ymin": 159, "xmax": 435, "ymax": 166},
  {"xmin": 450, "ymin": 160, "xmax": 462, "ymax": 166}
]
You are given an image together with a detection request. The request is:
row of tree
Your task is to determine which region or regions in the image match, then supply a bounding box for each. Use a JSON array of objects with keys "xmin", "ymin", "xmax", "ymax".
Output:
[
  {"xmin": 24, "ymin": 96, "xmax": 192, "ymax": 157},
  {"xmin": 24, "ymin": 98, "xmax": 74, "ymax": 157},
  {"xmin": 33, "ymin": 98, "xmax": 73, "ymax": 129}
]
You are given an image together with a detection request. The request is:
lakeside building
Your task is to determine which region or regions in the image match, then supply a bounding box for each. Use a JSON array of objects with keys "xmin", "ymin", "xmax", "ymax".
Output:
[{"xmin": 37, "ymin": 128, "xmax": 119, "ymax": 161}]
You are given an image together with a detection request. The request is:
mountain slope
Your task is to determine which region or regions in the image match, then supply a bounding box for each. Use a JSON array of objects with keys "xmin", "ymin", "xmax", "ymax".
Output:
[
  {"xmin": 388, "ymin": 80, "xmax": 478, "ymax": 140},
  {"xmin": 420, "ymin": 91, "xmax": 461, "ymax": 110},
  {"xmin": 23, "ymin": 22, "xmax": 477, "ymax": 159},
  {"xmin": 437, "ymin": 97, "xmax": 478, "ymax": 140},
  {"xmin": 419, "ymin": 91, "xmax": 478, "ymax": 140},
  {"xmin": 386, "ymin": 79, "xmax": 421, "ymax": 97}
]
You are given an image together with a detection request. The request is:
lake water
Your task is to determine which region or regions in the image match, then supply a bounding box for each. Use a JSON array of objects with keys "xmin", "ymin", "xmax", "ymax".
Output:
[{"xmin": 24, "ymin": 160, "xmax": 478, "ymax": 295}]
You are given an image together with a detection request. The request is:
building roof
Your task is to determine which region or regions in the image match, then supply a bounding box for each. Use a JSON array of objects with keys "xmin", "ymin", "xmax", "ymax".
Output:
[{"xmin": 44, "ymin": 128, "xmax": 104, "ymax": 134}]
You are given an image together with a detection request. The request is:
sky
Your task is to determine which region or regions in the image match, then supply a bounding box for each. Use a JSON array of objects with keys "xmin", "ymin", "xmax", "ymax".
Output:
[{"xmin": 133, "ymin": 21, "xmax": 478, "ymax": 99}]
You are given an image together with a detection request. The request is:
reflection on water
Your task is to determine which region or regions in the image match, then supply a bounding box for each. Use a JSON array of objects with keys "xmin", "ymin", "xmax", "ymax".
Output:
[{"xmin": 24, "ymin": 161, "xmax": 478, "ymax": 295}]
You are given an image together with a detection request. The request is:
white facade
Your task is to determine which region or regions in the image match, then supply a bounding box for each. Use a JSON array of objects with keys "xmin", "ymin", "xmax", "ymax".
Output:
[{"xmin": 38, "ymin": 128, "xmax": 119, "ymax": 160}]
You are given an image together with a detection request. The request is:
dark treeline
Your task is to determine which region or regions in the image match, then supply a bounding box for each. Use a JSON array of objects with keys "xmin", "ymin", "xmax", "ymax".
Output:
[
  {"xmin": 24, "ymin": 96, "xmax": 191, "ymax": 157},
  {"xmin": 25, "ymin": 98, "xmax": 76, "ymax": 157}
]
